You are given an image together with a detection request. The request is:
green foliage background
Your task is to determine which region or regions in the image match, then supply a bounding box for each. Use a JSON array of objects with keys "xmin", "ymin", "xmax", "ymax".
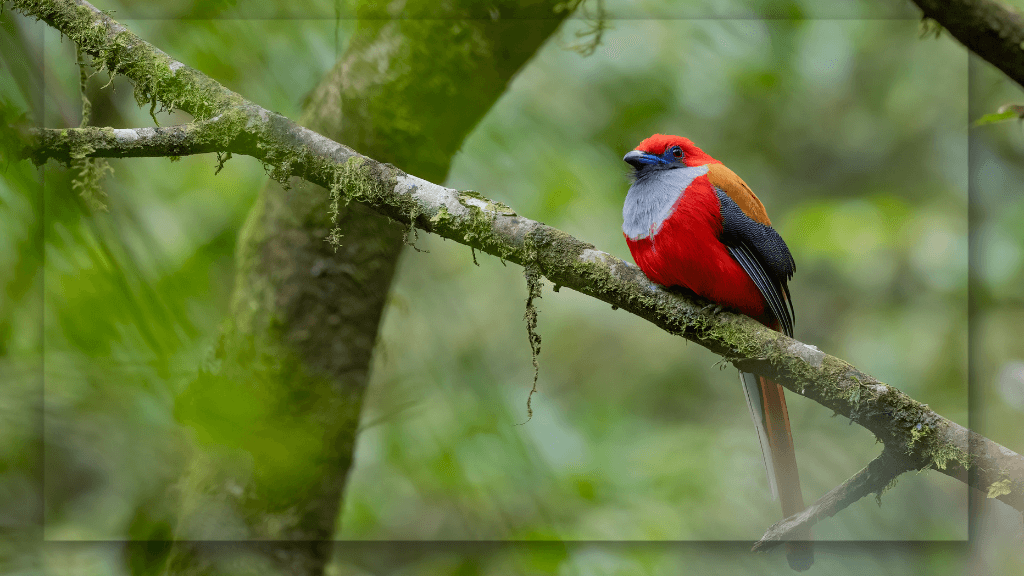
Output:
[{"xmin": 2, "ymin": 0, "xmax": 1022, "ymax": 574}]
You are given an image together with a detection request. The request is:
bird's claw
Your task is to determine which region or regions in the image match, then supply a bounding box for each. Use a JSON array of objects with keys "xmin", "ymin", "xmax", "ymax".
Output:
[{"xmin": 701, "ymin": 303, "xmax": 723, "ymax": 315}]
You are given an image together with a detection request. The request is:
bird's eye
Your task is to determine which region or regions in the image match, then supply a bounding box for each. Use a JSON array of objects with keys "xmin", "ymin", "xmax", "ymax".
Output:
[{"xmin": 671, "ymin": 146, "xmax": 683, "ymax": 159}]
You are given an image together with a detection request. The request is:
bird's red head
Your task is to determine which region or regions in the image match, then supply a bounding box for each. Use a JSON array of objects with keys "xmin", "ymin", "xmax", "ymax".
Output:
[{"xmin": 625, "ymin": 134, "xmax": 720, "ymax": 170}]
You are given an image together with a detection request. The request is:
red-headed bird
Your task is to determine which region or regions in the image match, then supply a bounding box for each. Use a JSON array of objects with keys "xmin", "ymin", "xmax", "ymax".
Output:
[{"xmin": 622, "ymin": 134, "xmax": 812, "ymax": 570}]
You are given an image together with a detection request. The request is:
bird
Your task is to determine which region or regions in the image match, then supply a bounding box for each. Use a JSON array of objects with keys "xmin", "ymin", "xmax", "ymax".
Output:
[{"xmin": 621, "ymin": 134, "xmax": 812, "ymax": 571}]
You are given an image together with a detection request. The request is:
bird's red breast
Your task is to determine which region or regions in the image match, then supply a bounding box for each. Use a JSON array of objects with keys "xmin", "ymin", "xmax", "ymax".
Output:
[
  {"xmin": 623, "ymin": 172, "xmax": 770, "ymax": 323},
  {"xmin": 621, "ymin": 134, "xmax": 791, "ymax": 327}
]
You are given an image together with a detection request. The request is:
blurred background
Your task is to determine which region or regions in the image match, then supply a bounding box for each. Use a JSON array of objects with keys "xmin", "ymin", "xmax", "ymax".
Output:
[{"xmin": 1, "ymin": 0, "xmax": 1021, "ymax": 574}]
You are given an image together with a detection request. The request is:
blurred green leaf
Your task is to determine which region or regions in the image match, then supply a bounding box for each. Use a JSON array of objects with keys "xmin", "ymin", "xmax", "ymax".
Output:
[{"xmin": 973, "ymin": 108, "xmax": 1020, "ymax": 127}]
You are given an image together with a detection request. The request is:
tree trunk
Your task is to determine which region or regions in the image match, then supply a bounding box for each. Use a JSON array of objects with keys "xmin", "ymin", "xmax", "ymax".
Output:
[{"xmin": 158, "ymin": 3, "xmax": 569, "ymax": 575}]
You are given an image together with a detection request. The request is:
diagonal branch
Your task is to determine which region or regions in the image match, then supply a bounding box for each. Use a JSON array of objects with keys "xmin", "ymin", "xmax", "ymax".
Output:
[
  {"xmin": 911, "ymin": 0, "xmax": 1024, "ymax": 88},
  {"xmin": 752, "ymin": 449, "xmax": 917, "ymax": 551},
  {"xmin": 11, "ymin": 0, "xmax": 1024, "ymax": 529}
]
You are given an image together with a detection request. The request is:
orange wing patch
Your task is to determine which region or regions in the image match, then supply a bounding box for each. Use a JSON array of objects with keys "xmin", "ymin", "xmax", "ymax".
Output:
[{"xmin": 707, "ymin": 163, "xmax": 771, "ymax": 226}]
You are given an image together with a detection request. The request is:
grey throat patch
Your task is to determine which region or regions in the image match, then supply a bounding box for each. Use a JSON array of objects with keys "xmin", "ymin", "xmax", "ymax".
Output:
[{"xmin": 622, "ymin": 164, "xmax": 709, "ymax": 240}]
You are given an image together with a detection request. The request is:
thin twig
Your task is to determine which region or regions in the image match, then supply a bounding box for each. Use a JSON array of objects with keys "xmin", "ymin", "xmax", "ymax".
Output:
[{"xmin": 752, "ymin": 449, "xmax": 917, "ymax": 551}]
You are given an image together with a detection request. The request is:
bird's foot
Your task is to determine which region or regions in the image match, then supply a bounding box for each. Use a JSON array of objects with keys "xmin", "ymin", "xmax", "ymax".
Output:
[{"xmin": 700, "ymin": 303, "xmax": 724, "ymax": 315}]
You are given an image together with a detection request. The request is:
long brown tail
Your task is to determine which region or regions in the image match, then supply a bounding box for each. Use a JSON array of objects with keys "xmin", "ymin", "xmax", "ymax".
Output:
[{"xmin": 741, "ymin": 372, "xmax": 814, "ymax": 571}]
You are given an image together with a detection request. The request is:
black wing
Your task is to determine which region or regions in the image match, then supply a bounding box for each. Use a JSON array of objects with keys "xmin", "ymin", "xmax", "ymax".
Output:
[{"xmin": 714, "ymin": 187, "xmax": 796, "ymax": 337}]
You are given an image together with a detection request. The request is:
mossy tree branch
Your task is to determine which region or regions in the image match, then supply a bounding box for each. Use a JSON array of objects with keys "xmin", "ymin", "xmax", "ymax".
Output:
[
  {"xmin": 24, "ymin": 122, "xmax": 229, "ymax": 162},
  {"xmin": 27, "ymin": 114, "xmax": 1024, "ymax": 516},
  {"xmin": 11, "ymin": 0, "xmax": 1024, "ymax": 547},
  {"xmin": 911, "ymin": 0, "xmax": 1024, "ymax": 88}
]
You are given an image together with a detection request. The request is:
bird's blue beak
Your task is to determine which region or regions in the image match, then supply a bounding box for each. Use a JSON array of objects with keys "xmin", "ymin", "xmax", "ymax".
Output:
[{"xmin": 623, "ymin": 150, "xmax": 665, "ymax": 170}]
